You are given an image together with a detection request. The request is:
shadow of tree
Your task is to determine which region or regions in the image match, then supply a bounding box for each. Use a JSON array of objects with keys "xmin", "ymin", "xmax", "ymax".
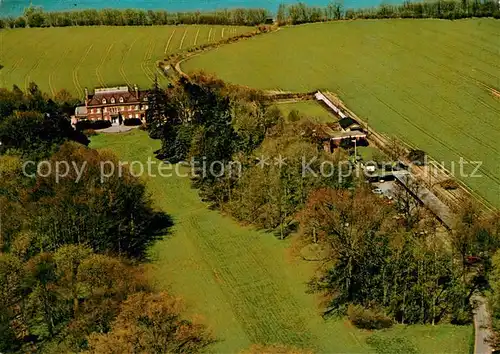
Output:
[{"xmin": 133, "ymin": 210, "xmax": 175, "ymax": 261}]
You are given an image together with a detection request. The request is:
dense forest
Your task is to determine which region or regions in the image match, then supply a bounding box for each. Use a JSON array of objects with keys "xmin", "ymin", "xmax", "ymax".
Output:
[
  {"xmin": 146, "ymin": 74, "xmax": 500, "ymax": 338},
  {"xmin": 0, "ymin": 0, "xmax": 498, "ymax": 29},
  {"xmin": 0, "ymin": 86, "xmax": 213, "ymax": 352}
]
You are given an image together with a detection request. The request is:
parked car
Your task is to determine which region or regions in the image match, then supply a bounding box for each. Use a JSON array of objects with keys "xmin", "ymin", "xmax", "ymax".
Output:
[{"xmin": 372, "ymin": 188, "xmax": 383, "ymax": 195}]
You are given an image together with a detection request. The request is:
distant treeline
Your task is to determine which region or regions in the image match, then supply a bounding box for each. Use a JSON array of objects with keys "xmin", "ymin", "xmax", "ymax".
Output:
[
  {"xmin": 0, "ymin": 0, "xmax": 498, "ymax": 29},
  {"xmin": 277, "ymin": 0, "xmax": 500, "ymax": 24},
  {"xmin": 0, "ymin": 7, "xmax": 270, "ymax": 28}
]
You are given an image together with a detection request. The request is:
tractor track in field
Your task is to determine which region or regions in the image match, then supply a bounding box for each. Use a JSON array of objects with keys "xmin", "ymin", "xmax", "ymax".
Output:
[
  {"xmin": 374, "ymin": 31, "xmax": 500, "ymax": 127},
  {"xmin": 326, "ymin": 32, "xmax": 500, "ymax": 187},
  {"xmin": 179, "ymin": 28, "xmax": 188, "ymax": 50},
  {"xmin": 24, "ymin": 50, "xmax": 49, "ymax": 92},
  {"xmin": 95, "ymin": 42, "xmax": 115, "ymax": 88},
  {"xmin": 119, "ymin": 37, "xmax": 139, "ymax": 87},
  {"xmin": 141, "ymin": 39, "xmax": 156, "ymax": 83},
  {"xmin": 49, "ymin": 47, "xmax": 71, "ymax": 96},
  {"xmin": 164, "ymin": 29, "xmax": 176, "ymax": 54},
  {"xmin": 179, "ymin": 211, "xmax": 318, "ymax": 347},
  {"xmin": 193, "ymin": 28, "xmax": 200, "ymax": 46},
  {"xmin": 207, "ymin": 28, "xmax": 213, "ymax": 42},
  {"xmin": 5, "ymin": 58, "xmax": 23, "ymax": 82},
  {"xmin": 72, "ymin": 44, "xmax": 94, "ymax": 96}
]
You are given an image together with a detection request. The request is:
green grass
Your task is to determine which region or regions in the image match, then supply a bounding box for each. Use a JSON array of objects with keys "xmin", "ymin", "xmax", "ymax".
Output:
[
  {"xmin": 0, "ymin": 26, "xmax": 251, "ymax": 96},
  {"xmin": 277, "ymin": 100, "xmax": 337, "ymax": 123},
  {"xmin": 183, "ymin": 19, "xmax": 500, "ymax": 208},
  {"xmin": 90, "ymin": 129, "xmax": 472, "ymax": 353}
]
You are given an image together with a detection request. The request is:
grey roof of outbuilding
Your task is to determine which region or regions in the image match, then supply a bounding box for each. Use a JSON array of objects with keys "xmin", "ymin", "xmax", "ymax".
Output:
[{"xmin": 75, "ymin": 106, "xmax": 88, "ymax": 116}]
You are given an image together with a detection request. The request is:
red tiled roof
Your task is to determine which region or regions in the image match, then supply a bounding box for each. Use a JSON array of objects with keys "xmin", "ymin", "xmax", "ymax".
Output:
[{"xmin": 87, "ymin": 88, "xmax": 149, "ymax": 106}]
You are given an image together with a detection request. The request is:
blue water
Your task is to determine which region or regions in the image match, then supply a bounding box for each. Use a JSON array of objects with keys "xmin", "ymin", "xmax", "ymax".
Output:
[{"xmin": 0, "ymin": 0, "xmax": 395, "ymax": 18}]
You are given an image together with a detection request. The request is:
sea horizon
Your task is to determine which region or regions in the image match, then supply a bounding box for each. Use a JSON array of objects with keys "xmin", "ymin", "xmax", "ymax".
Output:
[{"xmin": 0, "ymin": 0, "xmax": 401, "ymax": 18}]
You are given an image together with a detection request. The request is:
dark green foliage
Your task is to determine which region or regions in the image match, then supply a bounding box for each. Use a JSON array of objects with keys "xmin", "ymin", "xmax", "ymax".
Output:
[
  {"xmin": 27, "ymin": 143, "xmax": 172, "ymax": 258},
  {"xmin": 408, "ymin": 149, "xmax": 426, "ymax": 165},
  {"xmin": 123, "ymin": 118, "xmax": 142, "ymax": 126},
  {"xmin": 74, "ymin": 119, "xmax": 112, "ymax": 131},
  {"xmin": 146, "ymin": 77, "xmax": 168, "ymax": 139},
  {"xmin": 0, "ymin": 84, "xmax": 88, "ymax": 160},
  {"xmin": 347, "ymin": 305, "xmax": 393, "ymax": 330}
]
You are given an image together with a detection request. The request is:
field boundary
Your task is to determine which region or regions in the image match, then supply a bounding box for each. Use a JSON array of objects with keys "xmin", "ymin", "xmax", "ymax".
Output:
[{"xmin": 160, "ymin": 26, "xmax": 277, "ymax": 79}]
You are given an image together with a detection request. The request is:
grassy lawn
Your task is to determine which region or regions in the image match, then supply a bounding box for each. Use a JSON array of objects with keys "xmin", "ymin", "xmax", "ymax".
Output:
[
  {"xmin": 183, "ymin": 19, "xmax": 500, "ymax": 208},
  {"xmin": 277, "ymin": 100, "xmax": 337, "ymax": 123},
  {"xmin": 90, "ymin": 129, "xmax": 472, "ymax": 353},
  {"xmin": 0, "ymin": 25, "xmax": 252, "ymax": 95}
]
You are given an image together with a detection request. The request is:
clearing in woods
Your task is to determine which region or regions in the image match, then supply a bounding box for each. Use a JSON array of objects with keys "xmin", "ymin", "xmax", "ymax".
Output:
[
  {"xmin": 0, "ymin": 25, "xmax": 252, "ymax": 96},
  {"xmin": 183, "ymin": 19, "xmax": 500, "ymax": 208},
  {"xmin": 90, "ymin": 130, "xmax": 472, "ymax": 353}
]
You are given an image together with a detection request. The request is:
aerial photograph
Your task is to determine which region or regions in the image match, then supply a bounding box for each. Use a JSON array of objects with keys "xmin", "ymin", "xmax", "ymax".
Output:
[{"xmin": 0, "ymin": 0, "xmax": 498, "ymax": 353}]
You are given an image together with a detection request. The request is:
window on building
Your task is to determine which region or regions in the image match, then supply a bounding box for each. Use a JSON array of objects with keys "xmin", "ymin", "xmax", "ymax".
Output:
[
  {"xmin": 104, "ymin": 107, "xmax": 108, "ymax": 113},
  {"xmin": 144, "ymin": 105, "xmax": 149, "ymax": 110},
  {"xmin": 97, "ymin": 108, "xmax": 101, "ymax": 114},
  {"xmin": 90, "ymin": 108, "xmax": 95, "ymax": 114},
  {"xmin": 110, "ymin": 97, "xmax": 115, "ymax": 104},
  {"xmin": 135, "ymin": 113, "xmax": 140, "ymax": 119},
  {"xmin": 128, "ymin": 114, "xmax": 132, "ymax": 119},
  {"xmin": 128, "ymin": 105, "xmax": 133, "ymax": 111},
  {"xmin": 136, "ymin": 105, "xmax": 139, "ymax": 110},
  {"xmin": 119, "ymin": 97, "xmax": 124, "ymax": 103},
  {"xmin": 102, "ymin": 98, "xmax": 106, "ymax": 104}
]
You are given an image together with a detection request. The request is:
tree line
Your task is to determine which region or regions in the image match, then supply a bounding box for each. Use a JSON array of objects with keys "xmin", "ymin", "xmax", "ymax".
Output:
[
  {"xmin": 145, "ymin": 74, "xmax": 500, "ymax": 333},
  {"xmin": 276, "ymin": 0, "xmax": 500, "ymax": 24},
  {"xmin": 1, "ymin": 0, "xmax": 497, "ymax": 30},
  {"xmin": 0, "ymin": 6, "xmax": 270, "ymax": 28},
  {"xmin": 0, "ymin": 85, "xmax": 214, "ymax": 352}
]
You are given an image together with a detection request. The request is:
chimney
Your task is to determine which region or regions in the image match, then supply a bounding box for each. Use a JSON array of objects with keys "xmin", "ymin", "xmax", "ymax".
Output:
[
  {"xmin": 84, "ymin": 88, "xmax": 89, "ymax": 107},
  {"xmin": 134, "ymin": 84, "xmax": 139, "ymax": 100}
]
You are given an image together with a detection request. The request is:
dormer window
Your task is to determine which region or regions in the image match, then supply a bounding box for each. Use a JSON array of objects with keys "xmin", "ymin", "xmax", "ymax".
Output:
[
  {"xmin": 119, "ymin": 97, "xmax": 124, "ymax": 103},
  {"xmin": 110, "ymin": 97, "xmax": 115, "ymax": 104},
  {"xmin": 102, "ymin": 98, "xmax": 107, "ymax": 104},
  {"xmin": 143, "ymin": 97, "xmax": 148, "ymax": 102}
]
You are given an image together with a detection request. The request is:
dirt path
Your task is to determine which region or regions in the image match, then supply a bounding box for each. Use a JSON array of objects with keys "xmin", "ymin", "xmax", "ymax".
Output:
[{"xmin": 473, "ymin": 295, "xmax": 494, "ymax": 354}]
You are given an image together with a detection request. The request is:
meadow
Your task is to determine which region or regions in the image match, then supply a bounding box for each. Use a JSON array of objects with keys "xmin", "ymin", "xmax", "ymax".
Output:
[
  {"xmin": 183, "ymin": 19, "xmax": 500, "ymax": 208},
  {"xmin": 277, "ymin": 100, "xmax": 337, "ymax": 123},
  {"xmin": 91, "ymin": 129, "xmax": 472, "ymax": 353},
  {"xmin": 0, "ymin": 25, "xmax": 252, "ymax": 96}
]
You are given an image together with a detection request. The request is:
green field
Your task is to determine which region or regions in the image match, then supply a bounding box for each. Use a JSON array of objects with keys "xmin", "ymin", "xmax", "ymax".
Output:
[
  {"xmin": 90, "ymin": 129, "xmax": 472, "ymax": 353},
  {"xmin": 183, "ymin": 19, "xmax": 500, "ymax": 208},
  {"xmin": 278, "ymin": 100, "xmax": 337, "ymax": 123},
  {"xmin": 0, "ymin": 25, "xmax": 251, "ymax": 96}
]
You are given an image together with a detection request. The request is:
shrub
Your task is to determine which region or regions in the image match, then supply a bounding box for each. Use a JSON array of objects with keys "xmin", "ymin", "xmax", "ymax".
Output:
[
  {"xmin": 123, "ymin": 118, "xmax": 142, "ymax": 126},
  {"xmin": 347, "ymin": 304, "xmax": 393, "ymax": 330},
  {"xmin": 75, "ymin": 119, "xmax": 111, "ymax": 131},
  {"xmin": 440, "ymin": 178, "xmax": 459, "ymax": 190},
  {"xmin": 408, "ymin": 149, "xmax": 426, "ymax": 165},
  {"xmin": 83, "ymin": 129, "xmax": 97, "ymax": 137}
]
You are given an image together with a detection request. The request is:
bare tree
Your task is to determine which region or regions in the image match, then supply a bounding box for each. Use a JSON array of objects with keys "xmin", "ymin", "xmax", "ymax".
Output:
[{"xmin": 393, "ymin": 175, "xmax": 423, "ymax": 230}]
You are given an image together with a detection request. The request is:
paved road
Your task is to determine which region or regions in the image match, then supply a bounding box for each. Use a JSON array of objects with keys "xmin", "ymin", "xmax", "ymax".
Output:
[{"xmin": 473, "ymin": 295, "xmax": 494, "ymax": 354}]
